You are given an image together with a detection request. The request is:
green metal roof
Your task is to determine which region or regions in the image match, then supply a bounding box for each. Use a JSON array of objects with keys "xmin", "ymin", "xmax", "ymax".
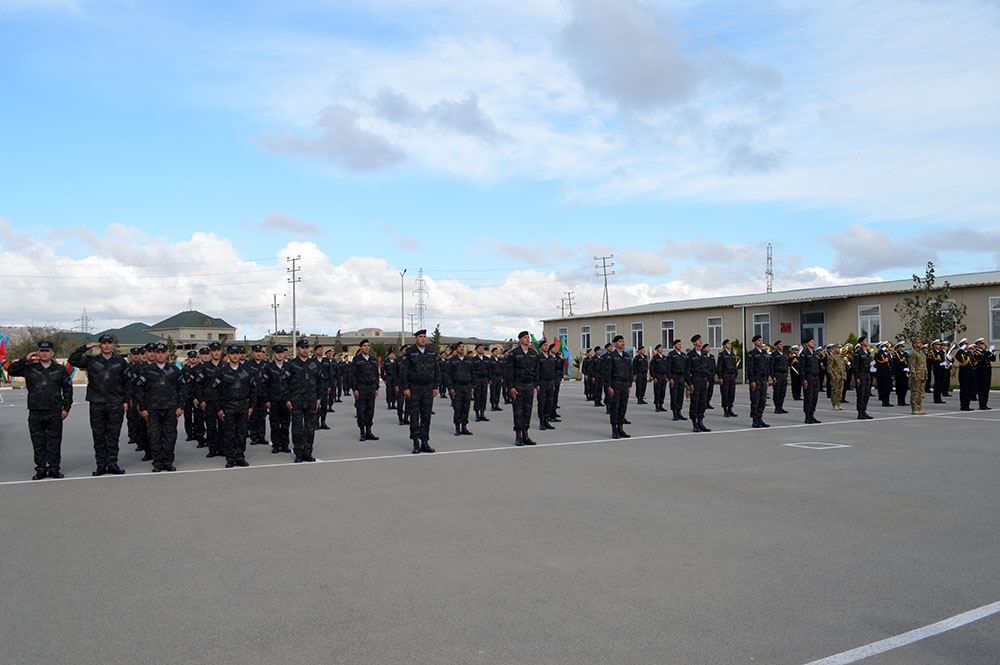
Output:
[{"xmin": 147, "ymin": 310, "xmax": 235, "ymax": 331}]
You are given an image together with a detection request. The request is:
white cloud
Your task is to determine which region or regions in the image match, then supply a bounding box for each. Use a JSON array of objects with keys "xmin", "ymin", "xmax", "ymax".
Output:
[{"xmin": 256, "ymin": 212, "xmax": 321, "ymax": 236}]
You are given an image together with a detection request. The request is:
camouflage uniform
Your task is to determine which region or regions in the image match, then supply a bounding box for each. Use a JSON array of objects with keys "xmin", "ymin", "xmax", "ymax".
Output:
[
  {"xmin": 909, "ymin": 347, "xmax": 927, "ymax": 414},
  {"xmin": 828, "ymin": 352, "xmax": 846, "ymax": 411}
]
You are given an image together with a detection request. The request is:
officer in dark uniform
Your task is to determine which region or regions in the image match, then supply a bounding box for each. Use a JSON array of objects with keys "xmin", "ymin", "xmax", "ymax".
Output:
[
  {"xmin": 135, "ymin": 342, "xmax": 186, "ymax": 471},
  {"xmin": 602, "ymin": 334, "xmax": 632, "ymax": 438},
  {"xmin": 446, "ymin": 342, "xmax": 475, "ymax": 436},
  {"xmin": 702, "ymin": 342, "xmax": 716, "ymax": 410},
  {"xmin": 666, "ymin": 339, "xmax": 688, "ymax": 420},
  {"xmin": 747, "ymin": 335, "xmax": 770, "ymax": 428},
  {"xmin": 874, "ymin": 341, "xmax": 894, "ymax": 407},
  {"xmin": 180, "ymin": 351, "xmax": 200, "ymax": 442},
  {"xmin": 400, "ymin": 329, "xmax": 440, "ymax": 453},
  {"xmin": 536, "ymin": 342, "xmax": 557, "ymax": 431},
  {"xmin": 134, "ymin": 342, "xmax": 156, "ymax": 457},
  {"xmin": 505, "ymin": 331, "xmax": 539, "ymax": 446},
  {"xmin": 469, "ymin": 344, "xmax": 490, "ymax": 422},
  {"xmin": 789, "ymin": 346, "xmax": 802, "ymax": 400},
  {"xmin": 211, "ymin": 344, "xmax": 256, "ymax": 467},
  {"xmin": 125, "ymin": 347, "xmax": 143, "ymax": 445},
  {"xmin": 853, "ymin": 337, "xmax": 874, "ymax": 419},
  {"xmin": 650, "ymin": 344, "xmax": 668, "ymax": 412},
  {"xmin": 549, "ymin": 344, "xmax": 563, "ymax": 422},
  {"xmin": 488, "ymin": 347, "xmax": 503, "ymax": 411},
  {"xmin": 632, "ymin": 346, "xmax": 649, "ymax": 405},
  {"xmin": 799, "ymin": 337, "xmax": 821, "ymax": 424},
  {"xmin": 591, "ymin": 346, "xmax": 605, "ymax": 407},
  {"xmin": 974, "ymin": 338, "xmax": 995, "ymax": 409},
  {"xmin": 685, "ymin": 334, "xmax": 712, "ymax": 432},
  {"xmin": 313, "ymin": 344, "xmax": 331, "ymax": 430},
  {"xmin": 8, "ymin": 340, "xmax": 74, "ymax": 479},
  {"xmin": 717, "ymin": 339, "xmax": 739, "ymax": 417},
  {"xmin": 770, "ymin": 340, "xmax": 790, "ymax": 414},
  {"xmin": 892, "ymin": 342, "xmax": 910, "ymax": 406},
  {"xmin": 263, "ymin": 344, "xmax": 292, "ymax": 453},
  {"xmin": 382, "ymin": 348, "xmax": 397, "ymax": 410},
  {"xmin": 286, "ymin": 338, "xmax": 325, "ymax": 462},
  {"xmin": 954, "ymin": 339, "xmax": 976, "ymax": 411},
  {"xmin": 197, "ymin": 341, "xmax": 225, "ymax": 457},
  {"xmin": 395, "ymin": 344, "xmax": 409, "ymax": 425},
  {"xmin": 581, "ymin": 349, "xmax": 593, "ymax": 401},
  {"xmin": 351, "ymin": 339, "xmax": 381, "ymax": 441},
  {"xmin": 247, "ymin": 344, "xmax": 269, "ymax": 445},
  {"xmin": 69, "ymin": 333, "xmax": 129, "ymax": 475}
]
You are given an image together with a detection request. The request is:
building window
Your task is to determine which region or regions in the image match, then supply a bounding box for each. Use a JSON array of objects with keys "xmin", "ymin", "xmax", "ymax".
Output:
[
  {"xmin": 707, "ymin": 317, "xmax": 723, "ymax": 348},
  {"xmin": 605, "ymin": 324, "xmax": 617, "ymax": 344},
  {"xmin": 660, "ymin": 320, "xmax": 674, "ymax": 347},
  {"xmin": 580, "ymin": 326, "xmax": 591, "ymax": 350},
  {"xmin": 557, "ymin": 327, "xmax": 568, "ymax": 349},
  {"xmin": 207, "ymin": 333, "xmax": 213, "ymax": 340},
  {"xmin": 752, "ymin": 313, "xmax": 771, "ymax": 345},
  {"xmin": 189, "ymin": 334, "xmax": 196, "ymax": 339},
  {"xmin": 858, "ymin": 305, "xmax": 881, "ymax": 342},
  {"xmin": 631, "ymin": 323, "xmax": 643, "ymax": 350},
  {"xmin": 990, "ymin": 297, "xmax": 1000, "ymax": 342}
]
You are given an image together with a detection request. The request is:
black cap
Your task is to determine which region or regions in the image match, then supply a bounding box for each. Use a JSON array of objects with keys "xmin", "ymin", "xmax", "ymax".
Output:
[
  {"xmin": 186, "ymin": 350, "xmax": 198, "ymax": 358},
  {"xmin": 98, "ymin": 334, "xmax": 114, "ymax": 343},
  {"xmin": 199, "ymin": 347, "xmax": 210, "ymax": 355},
  {"xmin": 359, "ymin": 338, "xmax": 370, "ymax": 346},
  {"xmin": 209, "ymin": 342, "xmax": 222, "ymax": 350},
  {"xmin": 238, "ymin": 345, "xmax": 246, "ymax": 353},
  {"xmin": 414, "ymin": 329, "xmax": 427, "ymax": 337},
  {"xmin": 751, "ymin": 335, "xmax": 762, "ymax": 343},
  {"xmin": 37, "ymin": 340, "xmax": 54, "ymax": 351},
  {"xmin": 130, "ymin": 347, "xmax": 142, "ymax": 355},
  {"xmin": 272, "ymin": 344, "xmax": 287, "ymax": 353},
  {"xmin": 721, "ymin": 339, "xmax": 730, "ymax": 346},
  {"xmin": 672, "ymin": 338, "xmax": 682, "ymax": 346},
  {"xmin": 612, "ymin": 334, "xmax": 624, "ymax": 343},
  {"xmin": 774, "ymin": 339, "xmax": 783, "ymax": 346},
  {"xmin": 153, "ymin": 342, "xmax": 168, "ymax": 352},
  {"xmin": 144, "ymin": 342, "xmax": 157, "ymax": 352},
  {"xmin": 251, "ymin": 344, "xmax": 263, "ymax": 352},
  {"xmin": 690, "ymin": 334, "xmax": 701, "ymax": 343},
  {"xmin": 518, "ymin": 331, "xmax": 530, "ymax": 339},
  {"xmin": 296, "ymin": 338, "xmax": 310, "ymax": 348},
  {"xmin": 227, "ymin": 344, "xmax": 241, "ymax": 354}
]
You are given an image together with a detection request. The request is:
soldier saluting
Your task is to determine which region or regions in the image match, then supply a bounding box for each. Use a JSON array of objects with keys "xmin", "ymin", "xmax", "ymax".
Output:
[
  {"xmin": 8, "ymin": 340, "xmax": 74, "ymax": 480},
  {"xmin": 69, "ymin": 333, "xmax": 129, "ymax": 476}
]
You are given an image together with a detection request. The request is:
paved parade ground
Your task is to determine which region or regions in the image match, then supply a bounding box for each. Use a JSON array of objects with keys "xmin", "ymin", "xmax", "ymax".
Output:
[{"xmin": 1, "ymin": 384, "xmax": 998, "ymax": 665}]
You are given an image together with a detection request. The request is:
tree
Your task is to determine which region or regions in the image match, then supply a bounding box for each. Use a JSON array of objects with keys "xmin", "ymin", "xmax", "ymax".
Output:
[
  {"xmin": 165, "ymin": 335, "xmax": 177, "ymax": 364},
  {"xmin": 333, "ymin": 329, "xmax": 343, "ymax": 354},
  {"xmin": 371, "ymin": 340, "xmax": 388, "ymax": 361},
  {"xmin": 8, "ymin": 327, "xmax": 75, "ymax": 359},
  {"xmin": 430, "ymin": 324, "xmax": 442, "ymax": 353},
  {"xmin": 894, "ymin": 262, "xmax": 968, "ymax": 343}
]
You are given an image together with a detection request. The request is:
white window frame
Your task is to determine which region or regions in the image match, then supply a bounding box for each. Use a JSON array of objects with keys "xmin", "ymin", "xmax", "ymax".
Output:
[
  {"xmin": 605, "ymin": 324, "xmax": 617, "ymax": 344},
  {"xmin": 580, "ymin": 326, "xmax": 591, "ymax": 350},
  {"xmin": 660, "ymin": 320, "xmax": 675, "ymax": 347},
  {"xmin": 990, "ymin": 297, "xmax": 1000, "ymax": 342},
  {"xmin": 857, "ymin": 304, "xmax": 881, "ymax": 342},
  {"xmin": 752, "ymin": 313, "xmax": 771, "ymax": 345},
  {"xmin": 631, "ymin": 322, "xmax": 643, "ymax": 350},
  {"xmin": 707, "ymin": 316, "xmax": 723, "ymax": 349}
]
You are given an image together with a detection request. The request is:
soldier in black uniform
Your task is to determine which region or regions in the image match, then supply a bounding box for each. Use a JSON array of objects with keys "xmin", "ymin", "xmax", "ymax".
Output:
[
  {"xmin": 591, "ymin": 346, "xmax": 605, "ymax": 408},
  {"xmin": 135, "ymin": 342, "xmax": 187, "ymax": 471},
  {"xmin": 469, "ymin": 344, "xmax": 490, "ymax": 422},
  {"xmin": 247, "ymin": 344, "xmax": 269, "ymax": 445},
  {"xmin": 581, "ymin": 349, "xmax": 593, "ymax": 401},
  {"xmin": 702, "ymin": 343, "xmax": 716, "ymax": 410},
  {"xmin": 717, "ymin": 339, "xmax": 739, "ymax": 417},
  {"xmin": 488, "ymin": 347, "xmax": 503, "ymax": 411},
  {"xmin": 974, "ymin": 338, "xmax": 995, "ymax": 410},
  {"xmin": 549, "ymin": 345, "xmax": 563, "ymax": 422},
  {"xmin": 505, "ymin": 331, "xmax": 539, "ymax": 446},
  {"xmin": 314, "ymin": 344, "xmax": 331, "ymax": 430},
  {"xmin": 649, "ymin": 344, "xmax": 668, "ymax": 412},
  {"xmin": 892, "ymin": 342, "xmax": 910, "ymax": 406},
  {"xmin": 395, "ymin": 344, "xmax": 410, "ymax": 425},
  {"xmin": 747, "ymin": 335, "xmax": 770, "ymax": 428},
  {"xmin": 69, "ymin": 333, "xmax": 129, "ymax": 475},
  {"xmin": 8, "ymin": 340, "xmax": 74, "ymax": 479},
  {"xmin": 197, "ymin": 341, "xmax": 225, "ymax": 457},
  {"xmin": 446, "ymin": 342, "xmax": 475, "ymax": 436},
  {"xmin": 400, "ymin": 329, "xmax": 440, "ymax": 453},
  {"xmin": 853, "ymin": 337, "xmax": 874, "ymax": 419},
  {"xmin": 211, "ymin": 344, "xmax": 256, "ymax": 467},
  {"xmin": 666, "ymin": 339, "xmax": 688, "ymax": 421},
  {"xmin": 134, "ymin": 342, "xmax": 156, "ymax": 456},
  {"xmin": 263, "ymin": 344, "xmax": 292, "ymax": 453},
  {"xmin": 632, "ymin": 346, "xmax": 649, "ymax": 405},
  {"xmin": 789, "ymin": 345, "xmax": 802, "ymax": 400},
  {"xmin": 382, "ymin": 348, "xmax": 397, "ymax": 411},
  {"xmin": 874, "ymin": 341, "xmax": 894, "ymax": 407},
  {"xmin": 954, "ymin": 338, "xmax": 976, "ymax": 411},
  {"xmin": 287, "ymin": 338, "xmax": 325, "ymax": 462},
  {"xmin": 770, "ymin": 340, "xmax": 790, "ymax": 414},
  {"xmin": 179, "ymin": 351, "xmax": 200, "ymax": 442},
  {"xmin": 685, "ymin": 335, "xmax": 712, "ymax": 432},
  {"xmin": 602, "ymin": 335, "xmax": 632, "ymax": 438},
  {"xmin": 535, "ymin": 342, "xmax": 557, "ymax": 431},
  {"xmin": 125, "ymin": 347, "xmax": 143, "ymax": 445},
  {"xmin": 351, "ymin": 339, "xmax": 381, "ymax": 441},
  {"xmin": 799, "ymin": 337, "xmax": 821, "ymax": 424}
]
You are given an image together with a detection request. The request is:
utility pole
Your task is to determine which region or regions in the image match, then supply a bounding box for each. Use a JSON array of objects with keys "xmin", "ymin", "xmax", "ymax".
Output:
[
  {"xmin": 286, "ymin": 256, "xmax": 301, "ymax": 348},
  {"xmin": 564, "ymin": 291, "xmax": 575, "ymax": 316},
  {"xmin": 594, "ymin": 255, "xmax": 615, "ymax": 312},
  {"xmin": 765, "ymin": 243, "xmax": 774, "ymax": 294},
  {"xmin": 75, "ymin": 307, "xmax": 94, "ymax": 334},
  {"xmin": 187, "ymin": 297, "xmax": 193, "ymax": 311},
  {"xmin": 270, "ymin": 294, "xmax": 280, "ymax": 337},
  {"xmin": 414, "ymin": 268, "xmax": 428, "ymax": 330},
  {"xmin": 399, "ymin": 268, "xmax": 407, "ymax": 348},
  {"xmin": 407, "ymin": 313, "xmax": 416, "ymax": 334}
]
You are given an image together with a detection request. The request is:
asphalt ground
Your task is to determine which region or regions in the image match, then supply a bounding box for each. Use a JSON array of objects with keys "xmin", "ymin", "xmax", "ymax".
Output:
[{"xmin": 0, "ymin": 384, "xmax": 997, "ymax": 665}]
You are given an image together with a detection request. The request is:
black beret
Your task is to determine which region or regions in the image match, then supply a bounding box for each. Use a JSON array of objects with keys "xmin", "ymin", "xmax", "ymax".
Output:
[
  {"xmin": 199, "ymin": 347, "xmax": 210, "ymax": 355},
  {"xmin": 98, "ymin": 334, "xmax": 114, "ymax": 343},
  {"xmin": 690, "ymin": 334, "xmax": 701, "ymax": 343},
  {"xmin": 37, "ymin": 340, "xmax": 54, "ymax": 350},
  {"xmin": 672, "ymin": 338, "xmax": 682, "ymax": 345},
  {"xmin": 295, "ymin": 338, "xmax": 310, "ymax": 348},
  {"xmin": 774, "ymin": 339, "xmax": 783, "ymax": 346},
  {"xmin": 272, "ymin": 344, "xmax": 287, "ymax": 353},
  {"xmin": 414, "ymin": 329, "xmax": 427, "ymax": 337},
  {"xmin": 359, "ymin": 339, "xmax": 370, "ymax": 346},
  {"xmin": 612, "ymin": 334, "xmax": 624, "ymax": 343},
  {"xmin": 226, "ymin": 344, "xmax": 241, "ymax": 354},
  {"xmin": 209, "ymin": 342, "xmax": 222, "ymax": 350},
  {"xmin": 154, "ymin": 342, "xmax": 168, "ymax": 352},
  {"xmin": 751, "ymin": 335, "xmax": 762, "ymax": 343},
  {"xmin": 186, "ymin": 350, "xmax": 198, "ymax": 358},
  {"xmin": 251, "ymin": 344, "xmax": 263, "ymax": 352},
  {"xmin": 721, "ymin": 339, "xmax": 730, "ymax": 346},
  {"xmin": 518, "ymin": 331, "xmax": 530, "ymax": 339}
]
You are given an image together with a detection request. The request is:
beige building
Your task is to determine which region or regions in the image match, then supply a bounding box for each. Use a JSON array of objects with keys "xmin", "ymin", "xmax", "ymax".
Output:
[
  {"xmin": 543, "ymin": 270, "xmax": 1000, "ymax": 381},
  {"xmin": 145, "ymin": 310, "xmax": 236, "ymax": 350}
]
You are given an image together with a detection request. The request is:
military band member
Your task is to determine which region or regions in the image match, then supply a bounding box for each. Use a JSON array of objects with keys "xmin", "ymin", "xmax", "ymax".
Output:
[
  {"xmin": 667, "ymin": 339, "xmax": 688, "ymax": 421},
  {"xmin": 685, "ymin": 335, "xmax": 711, "ymax": 432},
  {"xmin": 828, "ymin": 344, "xmax": 847, "ymax": 411},
  {"xmin": 382, "ymin": 348, "xmax": 398, "ymax": 410},
  {"xmin": 446, "ymin": 342, "xmax": 474, "ymax": 436},
  {"xmin": 197, "ymin": 341, "xmax": 225, "ymax": 458},
  {"xmin": 263, "ymin": 344, "xmax": 292, "ymax": 453},
  {"xmin": 789, "ymin": 345, "xmax": 802, "ymax": 400},
  {"xmin": 909, "ymin": 339, "xmax": 928, "ymax": 415},
  {"xmin": 8, "ymin": 340, "xmax": 74, "ymax": 480},
  {"xmin": 874, "ymin": 341, "xmax": 894, "ymax": 407},
  {"xmin": 974, "ymin": 338, "xmax": 995, "ymax": 410},
  {"xmin": 247, "ymin": 344, "xmax": 269, "ymax": 445},
  {"xmin": 747, "ymin": 335, "xmax": 770, "ymax": 428},
  {"xmin": 135, "ymin": 342, "xmax": 186, "ymax": 472},
  {"xmin": 770, "ymin": 340, "xmax": 790, "ymax": 414},
  {"xmin": 702, "ymin": 343, "xmax": 716, "ymax": 410},
  {"xmin": 471, "ymin": 343, "xmax": 491, "ymax": 422},
  {"xmin": 287, "ymin": 338, "xmax": 325, "ymax": 462},
  {"xmin": 602, "ymin": 334, "xmax": 632, "ymax": 438},
  {"xmin": 351, "ymin": 339, "xmax": 381, "ymax": 441},
  {"xmin": 505, "ymin": 331, "xmax": 539, "ymax": 446},
  {"xmin": 212, "ymin": 345, "xmax": 255, "ymax": 468},
  {"xmin": 69, "ymin": 333, "xmax": 129, "ymax": 476},
  {"xmin": 800, "ymin": 337, "xmax": 821, "ymax": 424},
  {"xmin": 892, "ymin": 342, "xmax": 909, "ymax": 406},
  {"xmin": 488, "ymin": 347, "xmax": 503, "ymax": 411},
  {"xmin": 717, "ymin": 339, "xmax": 738, "ymax": 417},
  {"xmin": 632, "ymin": 346, "xmax": 649, "ymax": 405},
  {"xmin": 954, "ymin": 338, "xmax": 976, "ymax": 411},
  {"xmin": 400, "ymin": 330, "xmax": 440, "ymax": 453},
  {"xmin": 853, "ymin": 337, "xmax": 874, "ymax": 419},
  {"xmin": 650, "ymin": 344, "xmax": 668, "ymax": 412}
]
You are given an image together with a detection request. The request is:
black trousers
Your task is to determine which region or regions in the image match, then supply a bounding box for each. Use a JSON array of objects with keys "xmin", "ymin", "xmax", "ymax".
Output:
[
  {"xmin": 652, "ymin": 378, "xmax": 667, "ymax": 407},
  {"xmin": 385, "ymin": 382, "xmax": 396, "ymax": 407},
  {"xmin": 669, "ymin": 376, "xmax": 685, "ymax": 414},
  {"xmin": 749, "ymin": 379, "xmax": 767, "ymax": 420},
  {"xmin": 609, "ymin": 381, "xmax": 630, "ymax": 426},
  {"xmin": 958, "ymin": 367, "xmax": 975, "ymax": 409},
  {"xmin": 688, "ymin": 378, "xmax": 707, "ymax": 421},
  {"xmin": 222, "ymin": 408, "xmax": 248, "ymax": 463},
  {"xmin": 396, "ymin": 390, "xmax": 408, "ymax": 423},
  {"xmin": 876, "ymin": 372, "xmax": 893, "ymax": 405},
  {"xmin": 802, "ymin": 376, "xmax": 819, "ymax": 418},
  {"xmin": 126, "ymin": 399, "xmax": 138, "ymax": 442},
  {"xmin": 583, "ymin": 374, "xmax": 591, "ymax": 400},
  {"xmin": 28, "ymin": 409, "xmax": 62, "ymax": 473},
  {"xmin": 537, "ymin": 380, "xmax": 553, "ymax": 424},
  {"xmin": 592, "ymin": 378, "xmax": 603, "ymax": 406},
  {"xmin": 291, "ymin": 401, "xmax": 318, "ymax": 456},
  {"xmin": 856, "ymin": 375, "xmax": 872, "ymax": 413},
  {"xmin": 932, "ymin": 366, "xmax": 946, "ymax": 401},
  {"xmin": 185, "ymin": 400, "xmax": 205, "ymax": 441},
  {"xmin": 355, "ymin": 387, "xmax": 377, "ymax": 427},
  {"xmin": 511, "ymin": 383, "xmax": 534, "ymax": 431},
  {"xmin": 772, "ymin": 380, "xmax": 788, "ymax": 411},
  {"xmin": 450, "ymin": 385, "xmax": 472, "ymax": 425},
  {"xmin": 204, "ymin": 403, "xmax": 223, "ymax": 454},
  {"xmin": 250, "ymin": 399, "xmax": 268, "ymax": 443},
  {"xmin": 408, "ymin": 385, "xmax": 434, "ymax": 441},
  {"xmin": 318, "ymin": 390, "xmax": 329, "ymax": 426},
  {"xmin": 720, "ymin": 376, "xmax": 737, "ymax": 409},
  {"xmin": 489, "ymin": 378, "xmax": 502, "ymax": 407},
  {"xmin": 976, "ymin": 366, "xmax": 992, "ymax": 408},
  {"xmin": 894, "ymin": 373, "xmax": 909, "ymax": 405},
  {"xmin": 791, "ymin": 372, "xmax": 802, "ymax": 400},
  {"xmin": 634, "ymin": 377, "xmax": 647, "ymax": 402},
  {"xmin": 147, "ymin": 408, "xmax": 178, "ymax": 468},
  {"xmin": 473, "ymin": 380, "xmax": 488, "ymax": 413},
  {"xmin": 706, "ymin": 379, "xmax": 714, "ymax": 405},
  {"xmin": 551, "ymin": 380, "xmax": 561, "ymax": 417},
  {"xmin": 269, "ymin": 401, "xmax": 291, "ymax": 451},
  {"xmin": 89, "ymin": 401, "xmax": 124, "ymax": 467}
]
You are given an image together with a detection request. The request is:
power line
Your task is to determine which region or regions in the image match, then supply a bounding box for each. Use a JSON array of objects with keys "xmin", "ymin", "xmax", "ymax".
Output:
[
  {"xmin": 74, "ymin": 307, "xmax": 94, "ymax": 334},
  {"xmin": 766, "ymin": 243, "xmax": 774, "ymax": 294},
  {"xmin": 564, "ymin": 291, "xmax": 575, "ymax": 316},
  {"xmin": 594, "ymin": 254, "xmax": 615, "ymax": 312},
  {"xmin": 271, "ymin": 294, "xmax": 280, "ymax": 335},
  {"xmin": 414, "ymin": 267, "xmax": 428, "ymax": 330},
  {"xmin": 287, "ymin": 256, "xmax": 301, "ymax": 348}
]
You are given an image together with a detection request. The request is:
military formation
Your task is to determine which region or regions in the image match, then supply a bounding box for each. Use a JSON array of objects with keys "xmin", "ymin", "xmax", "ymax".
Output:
[{"xmin": 6, "ymin": 328, "xmax": 996, "ymax": 480}]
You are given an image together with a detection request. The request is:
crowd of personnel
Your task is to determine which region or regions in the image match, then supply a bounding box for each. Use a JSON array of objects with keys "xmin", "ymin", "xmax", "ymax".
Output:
[{"xmin": 6, "ymin": 327, "xmax": 995, "ymax": 480}]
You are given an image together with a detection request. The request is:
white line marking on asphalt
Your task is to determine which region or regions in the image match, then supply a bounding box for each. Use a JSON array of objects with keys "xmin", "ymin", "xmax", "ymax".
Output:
[{"xmin": 800, "ymin": 600, "xmax": 1000, "ymax": 665}]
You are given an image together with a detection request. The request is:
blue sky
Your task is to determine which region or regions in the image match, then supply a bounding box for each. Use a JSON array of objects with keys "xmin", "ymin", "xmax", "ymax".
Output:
[{"xmin": 2, "ymin": 0, "xmax": 999, "ymax": 338}]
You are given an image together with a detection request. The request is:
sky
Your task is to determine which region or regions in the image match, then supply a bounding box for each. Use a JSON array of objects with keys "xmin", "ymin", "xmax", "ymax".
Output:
[{"xmin": 2, "ymin": 0, "xmax": 999, "ymax": 340}]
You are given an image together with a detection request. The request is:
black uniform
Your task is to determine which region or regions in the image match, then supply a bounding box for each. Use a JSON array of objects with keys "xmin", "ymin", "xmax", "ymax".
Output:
[
  {"xmin": 874, "ymin": 347, "xmax": 894, "ymax": 406},
  {"xmin": 447, "ymin": 354, "xmax": 474, "ymax": 433},
  {"xmin": 716, "ymin": 349, "xmax": 738, "ymax": 415},
  {"xmin": 135, "ymin": 362, "xmax": 187, "ymax": 470},
  {"xmin": 602, "ymin": 349, "xmax": 632, "ymax": 435},
  {"xmin": 703, "ymin": 351, "xmax": 716, "ymax": 408},
  {"xmin": 351, "ymin": 353, "xmax": 380, "ymax": 435},
  {"xmin": 400, "ymin": 345, "xmax": 440, "ymax": 451},
  {"xmin": 211, "ymin": 363, "xmax": 256, "ymax": 466},
  {"xmin": 955, "ymin": 348, "xmax": 977, "ymax": 411},
  {"xmin": 976, "ymin": 346, "xmax": 995, "ymax": 409},
  {"xmin": 591, "ymin": 352, "xmax": 604, "ymax": 407},
  {"xmin": 262, "ymin": 359, "xmax": 292, "ymax": 453},
  {"xmin": 287, "ymin": 355, "xmax": 326, "ymax": 460},
  {"xmin": 470, "ymin": 353, "xmax": 491, "ymax": 419},
  {"xmin": 632, "ymin": 353, "xmax": 649, "ymax": 404},
  {"xmin": 504, "ymin": 345, "xmax": 539, "ymax": 444},
  {"xmin": 853, "ymin": 347, "xmax": 874, "ymax": 417},
  {"xmin": 649, "ymin": 351, "xmax": 668, "ymax": 411},
  {"xmin": 666, "ymin": 348, "xmax": 688, "ymax": 419},
  {"xmin": 393, "ymin": 357, "xmax": 409, "ymax": 425},
  {"xmin": 125, "ymin": 359, "xmax": 142, "ymax": 444},
  {"xmin": 536, "ymin": 352, "xmax": 560, "ymax": 429},
  {"xmin": 196, "ymin": 360, "xmax": 225, "ymax": 456},
  {"xmin": 892, "ymin": 350, "xmax": 910, "ymax": 406},
  {"xmin": 381, "ymin": 357, "xmax": 397, "ymax": 409},
  {"xmin": 789, "ymin": 353, "xmax": 802, "ymax": 400},
  {"xmin": 685, "ymin": 349, "xmax": 711, "ymax": 428},
  {"xmin": 180, "ymin": 363, "xmax": 205, "ymax": 443},
  {"xmin": 317, "ymin": 356, "xmax": 332, "ymax": 427},
  {"xmin": 549, "ymin": 353, "xmax": 563, "ymax": 419},
  {"xmin": 68, "ymin": 345, "xmax": 129, "ymax": 470},
  {"xmin": 799, "ymin": 347, "xmax": 820, "ymax": 422},
  {"xmin": 746, "ymin": 347, "xmax": 770, "ymax": 425},
  {"xmin": 488, "ymin": 354, "xmax": 503, "ymax": 410},
  {"xmin": 247, "ymin": 358, "xmax": 269, "ymax": 444},
  {"xmin": 8, "ymin": 357, "xmax": 74, "ymax": 477},
  {"xmin": 770, "ymin": 350, "xmax": 789, "ymax": 413}
]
